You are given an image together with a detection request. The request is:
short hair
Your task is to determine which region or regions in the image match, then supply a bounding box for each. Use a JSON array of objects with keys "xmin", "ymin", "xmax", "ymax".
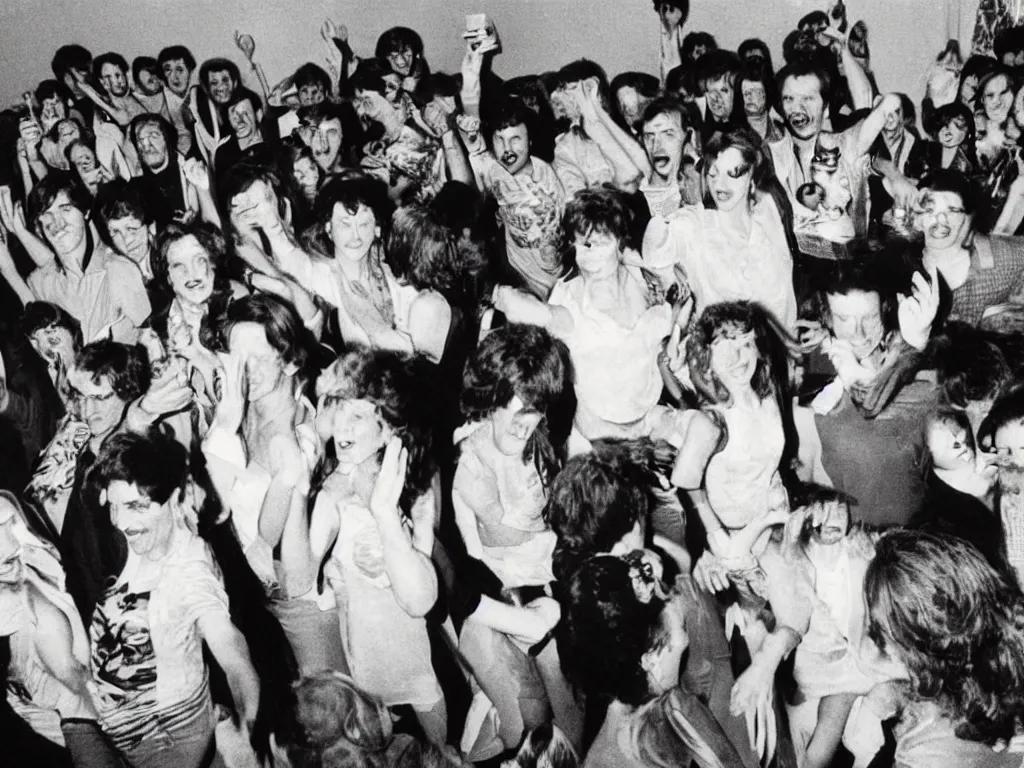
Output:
[
  {"xmin": 559, "ymin": 555, "xmax": 670, "ymax": 705},
  {"xmin": 131, "ymin": 56, "xmax": 162, "ymax": 86},
  {"xmin": 610, "ymin": 72, "xmax": 660, "ymax": 101},
  {"xmin": 88, "ymin": 430, "xmax": 188, "ymax": 507},
  {"xmin": 937, "ymin": 333, "xmax": 1012, "ymax": 408},
  {"xmin": 92, "ymin": 52, "xmax": 128, "ymax": 83},
  {"xmin": 311, "ymin": 175, "xmax": 394, "ymax": 247},
  {"xmin": 64, "ymin": 136, "xmax": 97, "ymax": 168},
  {"xmin": 127, "ymin": 113, "xmax": 178, "ymax": 157},
  {"xmin": 776, "ymin": 58, "xmax": 833, "ymax": 105},
  {"xmin": 738, "ymin": 38, "xmax": 774, "ymax": 70},
  {"xmin": 918, "ymin": 168, "xmax": 977, "ymax": 216},
  {"xmin": 958, "ymin": 55, "xmax": 996, "ymax": 93},
  {"xmin": 681, "ymin": 31, "xmax": 717, "ymax": 62},
  {"xmin": 158, "ymin": 45, "xmax": 196, "ymax": 71},
  {"xmin": 293, "ymin": 62, "xmax": 331, "ymax": 93},
  {"xmin": 316, "ymin": 347, "xmax": 434, "ymax": 508},
  {"xmin": 798, "ymin": 10, "xmax": 830, "ymax": 30},
  {"xmin": 695, "ymin": 49, "xmax": 741, "ymax": 91},
  {"xmin": 199, "ymin": 58, "xmax": 241, "ymax": 89},
  {"xmin": 51, "ymin": 44, "xmax": 92, "ymax": 80},
  {"xmin": 152, "ymin": 219, "xmax": 229, "ymax": 296},
  {"xmin": 979, "ymin": 383, "xmax": 1024, "ymax": 448},
  {"xmin": 552, "ymin": 59, "xmax": 611, "ymax": 110},
  {"xmin": 545, "ymin": 437, "xmax": 675, "ymax": 579},
  {"xmin": 224, "ymin": 293, "xmax": 310, "ymax": 376},
  {"xmin": 487, "ymin": 97, "xmax": 534, "ymax": 143},
  {"xmin": 736, "ymin": 58, "xmax": 779, "ymax": 119},
  {"xmin": 292, "ymin": 672, "xmax": 393, "ymax": 761},
  {"xmin": 35, "ymin": 79, "xmax": 68, "ymax": 106},
  {"xmin": 95, "ymin": 178, "xmax": 153, "ymax": 228},
  {"xmin": 801, "ymin": 245, "xmax": 901, "ymax": 334},
  {"xmin": 25, "ymin": 172, "xmax": 90, "ymax": 235},
  {"xmin": 226, "ymin": 86, "xmax": 264, "ymax": 114},
  {"xmin": 74, "ymin": 339, "xmax": 150, "ymax": 402},
  {"xmin": 640, "ymin": 95, "xmax": 693, "ymax": 132},
  {"xmin": 650, "ymin": 0, "xmax": 689, "ymax": 14},
  {"xmin": 20, "ymin": 301, "xmax": 83, "ymax": 350},
  {"xmin": 865, "ymin": 529, "xmax": 1024, "ymax": 744},
  {"xmin": 349, "ymin": 58, "xmax": 393, "ymax": 97},
  {"xmin": 664, "ymin": 64, "xmax": 695, "ymax": 99},
  {"xmin": 789, "ymin": 482, "xmax": 856, "ymax": 514},
  {"xmin": 374, "ymin": 26, "xmax": 424, "ymax": 59},
  {"xmin": 561, "ymin": 186, "xmax": 634, "ymax": 272},
  {"xmin": 460, "ymin": 324, "xmax": 576, "ymax": 484}
]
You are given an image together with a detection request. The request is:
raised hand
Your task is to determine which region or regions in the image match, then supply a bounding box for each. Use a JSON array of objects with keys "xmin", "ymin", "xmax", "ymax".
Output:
[
  {"xmin": 0, "ymin": 187, "xmax": 26, "ymax": 235},
  {"xmin": 369, "ymin": 437, "xmax": 408, "ymax": 524},
  {"xmin": 140, "ymin": 358, "xmax": 193, "ymax": 418},
  {"xmin": 181, "ymin": 157, "xmax": 211, "ymax": 192},
  {"xmin": 214, "ymin": 349, "xmax": 248, "ymax": 434},
  {"xmin": 234, "ymin": 31, "xmax": 256, "ymax": 61},
  {"xmin": 897, "ymin": 263, "xmax": 940, "ymax": 350}
]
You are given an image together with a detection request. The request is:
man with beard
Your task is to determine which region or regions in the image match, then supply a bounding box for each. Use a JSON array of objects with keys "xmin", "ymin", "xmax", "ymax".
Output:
[
  {"xmin": 157, "ymin": 45, "xmax": 197, "ymax": 156},
  {"xmin": 22, "ymin": 175, "xmax": 150, "ymax": 344},
  {"xmin": 769, "ymin": 55, "xmax": 899, "ymax": 249},
  {"xmin": 82, "ymin": 52, "xmax": 148, "ymax": 128},
  {"xmin": 0, "ymin": 492, "xmax": 118, "ymax": 766},
  {"xmin": 128, "ymin": 114, "xmax": 220, "ymax": 227},
  {"xmin": 638, "ymin": 97, "xmax": 702, "ymax": 216},
  {"xmin": 461, "ymin": 98, "xmax": 566, "ymax": 298},
  {"xmin": 916, "ymin": 169, "xmax": 1024, "ymax": 328}
]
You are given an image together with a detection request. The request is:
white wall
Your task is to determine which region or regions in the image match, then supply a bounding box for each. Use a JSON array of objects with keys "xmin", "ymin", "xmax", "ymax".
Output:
[{"xmin": 0, "ymin": 0, "xmax": 968, "ymax": 110}]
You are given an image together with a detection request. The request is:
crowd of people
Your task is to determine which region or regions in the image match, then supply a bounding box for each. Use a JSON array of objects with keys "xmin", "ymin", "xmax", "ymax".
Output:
[{"xmin": 4, "ymin": 0, "xmax": 1024, "ymax": 766}]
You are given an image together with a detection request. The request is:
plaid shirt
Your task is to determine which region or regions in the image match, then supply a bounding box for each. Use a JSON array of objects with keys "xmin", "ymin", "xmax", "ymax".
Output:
[{"xmin": 949, "ymin": 234, "xmax": 1024, "ymax": 326}]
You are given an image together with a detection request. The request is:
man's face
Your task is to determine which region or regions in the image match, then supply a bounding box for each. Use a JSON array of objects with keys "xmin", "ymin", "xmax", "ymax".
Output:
[
  {"xmin": 107, "ymin": 214, "xmax": 151, "ymax": 267},
  {"xmin": 107, "ymin": 481, "xmax": 176, "ymax": 557},
  {"xmin": 206, "ymin": 69, "xmax": 235, "ymax": 104},
  {"xmin": 883, "ymin": 101, "xmax": 905, "ymax": 137},
  {"xmin": 229, "ymin": 179, "xmax": 281, "ymax": 233},
  {"xmin": 741, "ymin": 80, "xmax": 767, "ymax": 117},
  {"xmin": 228, "ymin": 99, "xmax": 260, "ymax": 141},
  {"xmin": 492, "ymin": 123, "xmax": 531, "ymax": 175},
  {"xmin": 67, "ymin": 369, "xmax": 126, "ymax": 439},
  {"xmin": 918, "ymin": 190, "xmax": 972, "ymax": 250},
  {"xmin": 229, "ymin": 322, "xmax": 291, "ymax": 402},
  {"xmin": 826, "ymin": 289, "xmax": 885, "ymax": 361},
  {"xmin": 982, "ymin": 74, "xmax": 1013, "ymax": 124},
  {"xmin": 100, "ymin": 62, "xmax": 129, "ymax": 98},
  {"xmin": 298, "ymin": 82, "xmax": 326, "ymax": 108},
  {"xmin": 781, "ymin": 74, "xmax": 827, "ymax": 140},
  {"xmin": 40, "ymin": 96, "xmax": 67, "ymax": 132},
  {"xmin": 642, "ymin": 112, "xmax": 685, "ymax": 182},
  {"xmin": 136, "ymin": 69, "xmax": 164, "ymax": 97},
  {"xmin": 703, "ymin": 76, "xmax": 734, "ymax": 122},
  {"xmin": 687, "ymin": 44, "xmax": 708, "ymax": 63},
  {"xmin": 938, "ymin": 115, "xmax": 968, "ymax": 149},
  {"xmin": 353, "ymin": 88, "xmax": 392, "ymax": 127},
  {"xmin": 29, "ymin": 323, "xmax": 75, "ymax": 368},
  {"xmin": 165, "ymin": 234, "xmax": 215, "ymax": 307},
  {"xmin": 135, "ymin": 121, "xmax": 169, "ymax": 170},
  {"xmin": 162, "ymin": 58, "xmax": 192, "ymax": 96},
  {"xmin": 309, "ymin": 117, "xmax": 343, "ymax": 172},
  {"xmin": 927, "ymin": 417, "xmax": 974, "ymax": 472},
  {"xmin": 38, "ymin": 190, "xmax": 87, "ymax": 257}
]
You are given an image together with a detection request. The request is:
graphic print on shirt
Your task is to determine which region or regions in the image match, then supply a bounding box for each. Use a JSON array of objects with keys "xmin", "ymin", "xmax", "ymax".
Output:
[{"xmin": 90, "ymin": 582, "xmax": 157, "ymax": 708}]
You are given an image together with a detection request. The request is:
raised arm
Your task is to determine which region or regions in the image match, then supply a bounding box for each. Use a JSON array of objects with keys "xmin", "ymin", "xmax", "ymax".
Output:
[
  {"xmin": 234, "ymin": 32, "xmax": 271, "ymax": 105},
  {"xmin": 851, "ymin": 93, "xmax": 902, "ymax": 159},
  {"xmin": 576, "ymin": 82, "xmax": 647, "ymax": 193},
  {"xmin": 0, "ymin": 186, "xmax": 54, "ymax": 268},
  {"xmin": 0, "ymin": 228, "xmax": 36, "ymax": 306}
]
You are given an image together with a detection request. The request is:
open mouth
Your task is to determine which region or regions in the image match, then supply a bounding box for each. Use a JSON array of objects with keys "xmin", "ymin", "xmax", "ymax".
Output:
[
  {"xmin": 500, "ymin": 153, "xmax": 519, "ymax": 167},
  {"xmin": 789, "ymin": 114, "xmax": 810, "ymax": 129},
  {"xmin": 929, "ymin": 225, "xmax": 951, "ymax": 239}
]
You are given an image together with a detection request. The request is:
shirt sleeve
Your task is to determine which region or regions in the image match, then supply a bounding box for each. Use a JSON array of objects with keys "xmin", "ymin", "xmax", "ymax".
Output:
[
  {"xmin": 170, "ymin": 548, "xmax": 231, "ymax": 628},
  {"xmin": 110, "ymin": 258, "xmax": 152, "ymax": 327}
]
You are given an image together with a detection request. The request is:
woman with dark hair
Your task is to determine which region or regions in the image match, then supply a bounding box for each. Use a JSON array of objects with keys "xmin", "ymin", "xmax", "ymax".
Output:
[
  {"xmin": 644, "ymin": 128, "xmax": 798, "ymax": 329},
  {"xmin": 864, "ymin": 530, "xmax": 1024, "ymax": 766},
  {"xmin": 610, "ymin": 72, "xmax": 660, "ymax": 137},
  {"xmin": 666, "ymin": 301, "xmax": 798, "ymax": 568},
  {"xmin": 559, "ymin": 554, "xmax": 746, "ymax": 768},
  {"xmin": 375, "ymin": 26, "xmax": 430, "ymax": 100},
  {"xmin": 86, "ymin": 430, "xmax": 261, "ymax": 768},
  {"xmin": 305, "ymin": 175, "xmax": 451, "ymax": 362},
  {"xmin": 286, "ymin": 347, "xmax": 447, "ymax": 746},
  {"xmin": 275, "ymin": 138, "xmax": 323, "ymax": 234},
  {"xmin": 495, "ymin": 186, "xmax": 686, "ymax": 445},
  {"xmin": 738, "ymin": 38, "xmax": 774, "ymax": 72},
  {"xmin": 64, "ymin": 137, "xmax": 115, "ymax": 199},
  {"xmin": 906, "ymin": 101, "xmax": 978, "ymax": 179}
]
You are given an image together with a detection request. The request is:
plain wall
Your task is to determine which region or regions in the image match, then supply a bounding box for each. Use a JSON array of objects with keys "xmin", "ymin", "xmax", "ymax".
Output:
[{"xmin": 0, "ymin": 0, "xmax": 971, "ymax": 111}]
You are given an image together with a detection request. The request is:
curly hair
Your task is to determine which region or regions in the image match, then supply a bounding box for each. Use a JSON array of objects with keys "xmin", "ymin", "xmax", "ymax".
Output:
[
  {"xmin": 460, "ymin": 324, "xmax": 575, "ymax": 486},
  {"xmin": 701, "ymin": 128, "xmax": 772, "ymax": 206},
  {"xmin": 560, "ymin": 186, "xmax": 634, "ymax": 275},
  {"xmin": 75, "ymin": 339, "xmax": 150, "ymax": 402},
  {"xmin": 315, "ymin": 347, "xmax": 435, "ymax": 511},
  {"xmin": 558, "ymin": 555, "xmax": 669, "ymax": 707},
  {"xmin": 686, "ymin": 301, "xmax": 792, "ymax": 406},
  {"xmin": 865, "ymin": 529, "xmax": 1024, "ymax": 745},
  {"xmin": 387, "ymin": 203, "xmax": 461, "ymax": 296},
  {"xmin": 87, "ymin": 430, "xmax": 188, "ymax": 506},
  {"xmin": 545, "ymin": 437, "xmax": 677, "ymax": 581}
]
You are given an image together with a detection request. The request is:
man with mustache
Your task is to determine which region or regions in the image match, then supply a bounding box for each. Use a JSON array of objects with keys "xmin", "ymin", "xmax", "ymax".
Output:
[
  {"xmin": 769, "ymin": 49, "xmax": 900, "ymax": 248},
  {"xmin": 917, "ymin": 169, "xmax": 1024, "ymax": 328},
  {"xmin": 21, "ymin": 175, "xmax": 150, "ymax": 345},
  {"xmin": 461, "ymin": 98, "xmax": 566, "ymax": 299},
  {"xmin": 638, "ymin": 97, "xmax": 702, "ymax": 216}
]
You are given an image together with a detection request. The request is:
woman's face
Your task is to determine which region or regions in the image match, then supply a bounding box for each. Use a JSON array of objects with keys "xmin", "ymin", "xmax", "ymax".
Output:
[
  {"xmin": 706, "ymin": 147, "xmax": 753, "ymax": 213},
  {"xmin": 982, "ymin": 74, "xmax": 1013, "ymax": 124},
  {"xmin": 995, "ymin": 418, "xmax": 1024, "ymax": 468},
  {"xmin": 927, "ymin": 418, "xmax": 974, "ymax": 471},
  {"xmin": 322, "ymin": 397, "xmax": 391, "ymax": 466},
  {"xmin": 386, "ymin": 45, "xmax": 415, "ymax": 77},
  {"xmin": 56, "ymin": 119, "xmax": 81, "ymax": 156},
  {"xmin": 229, "ymin": 322, "xmax": 292, "ymax": 403},
  {"xmin": 709, "ymin": 327, "xmax": 758, "ymax": 393},
  {"xmin": 573, "ymin": 228, "xmax": 620, "ymax": 276},
  {"xmin": 330, "ymin": 202, "xmax": 379, "ymax": 264},
  {"xmin": 69, "ymin": 143, "xmax": 97, "ymax": 176},
  {"xmin": 165, "ymin": 235, "xmax": 214, "ymax": 307},
  {"xmin": 959, "ymin": 74, "xmax": 979, "ymax": 106},
  {"xmin": 644, "ymin": 596, "xmax": 689, "ymax": 695},
  {"xmin": 826, "ymin": 290, "xmax": 885, "ymax": 360},
  {"xmin": 293, "ymin": 156, "xmax": 320, "ymax": 202},
  {"xmin": 937, "ymin": 115, "xmax": 968, "ymax": 149},
  {"xmin": 107, "ymin": 480, "xmax": 175, "ymax": 558}
]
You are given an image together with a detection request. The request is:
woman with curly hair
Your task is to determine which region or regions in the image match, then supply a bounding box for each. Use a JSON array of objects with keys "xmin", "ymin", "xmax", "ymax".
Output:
[
  {"xmin": 303, "ymin": 175, "xmax": 452, "ymax": 363},
  {"xmin": 864, "ymin": 530, "xmax": 1024, "ymax": 766},
  {"xmin": 287, "ymin": 347, "xmax": 447, "ymax": 746},
  {"xmin": 559, "ymin": 554, "xmax": 746, "ymax": 768}
]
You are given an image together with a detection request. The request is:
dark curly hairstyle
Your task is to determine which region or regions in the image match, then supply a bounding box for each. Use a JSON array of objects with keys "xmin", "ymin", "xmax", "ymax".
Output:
[
  {"xmin": 460, "ymin": 324, "xmax": 575, "ymax": 486},
  {"xmin": 222, "ymin": 293, "xmax": 311, "ymax": 381},
  {"xmin": 88, "ymin": 429, "xmax": 188, "ymax": 506},
  {"xmin": 21, "ymin": 301, "xmax": 83, "ymax": 352},
  {"xmin": 559, "ymin": 555, "xmax": 669, "ymax": 706},
  {"xmin": 686, "ymin": 301, "xmax": 792, "ymax": 406},
  {"xmin": 74, "ymin": 339, "xmax": 150, "ymax": 402},
  {"xmin": 865, "ymin": 529, "xmax": 1024, "ymax": 745},
  {"xmin": 560, "ymin": 186, "xmax": 634, "ymax": 276},
  {"xmin": 545, "ymin": 437, "xmax": 678, "ymax": 581},
  {"xmin": 307, "ymin": 175, "xmax": 394, "ymax": 257},
  {"xmin": 315, "ymin": 347, "xmax": 436, "ymax": 511},
  {"xmin": 387, "ymin": 203, "xmax": 461, "ymax": 296}
]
